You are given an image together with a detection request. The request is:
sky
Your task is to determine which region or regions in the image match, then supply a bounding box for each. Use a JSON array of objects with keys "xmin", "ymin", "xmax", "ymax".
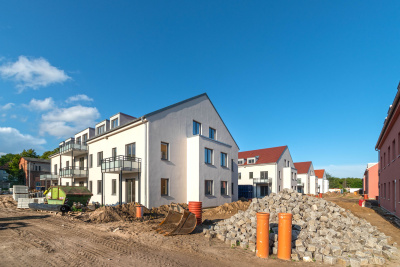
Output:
[{"xmin": 0, "ymin": 1, "xmax": 399, "ymax": 178}]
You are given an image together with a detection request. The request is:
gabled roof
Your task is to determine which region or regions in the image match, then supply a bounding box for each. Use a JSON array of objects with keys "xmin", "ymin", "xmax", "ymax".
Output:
[
  {"xmin": 20, "ymin": 157, "xmax": 50, "ymax": 164},
  {"xmin": 315, "ymin": 169, "xmax": 325, "ymax": 179},
  {"xmin": 238, "ymin": 146, "xmax": 287, "ymax": 165},
  {"xmin": 294, "ymin": 161, "xmax": 312, "ymax": 174}
]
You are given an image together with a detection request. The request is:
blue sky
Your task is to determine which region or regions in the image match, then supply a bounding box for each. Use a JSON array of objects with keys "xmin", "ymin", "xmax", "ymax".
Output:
[{"xmin": 0, "ymin": 1, "xmax": 399, "ymax": 178}]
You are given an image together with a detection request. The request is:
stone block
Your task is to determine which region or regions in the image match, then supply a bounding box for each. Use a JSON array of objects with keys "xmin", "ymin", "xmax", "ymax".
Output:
[
  {"xmin": 291, "ymin": 253, "xmax": 299, "ymax": 261},
  {"xmin": 349, "ymin": 257, "xmax": 361, "ymax": 267},
  {"xmin": 323, "ymin": 255, "xmax": 337, "ymax": 265}
]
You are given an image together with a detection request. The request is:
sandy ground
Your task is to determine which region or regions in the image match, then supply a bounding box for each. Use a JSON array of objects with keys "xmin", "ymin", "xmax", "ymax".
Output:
[{"xmin": 1, "ymin": 194, "xmax": 399, "ymax": 266}]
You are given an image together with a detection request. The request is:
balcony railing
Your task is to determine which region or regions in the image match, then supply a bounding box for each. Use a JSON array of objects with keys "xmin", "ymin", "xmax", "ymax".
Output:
[
  {"xmin": 253, "ymin": 178, "xmax": 272, "ymax": 184},
  {"xmin": 101, "ymin": 155, "xmax": 141, "ymax": 173},
  {"xmin": 59, "ymin": 167, "xmax": 88, "ymax": 178},
  {"xmin": 40, "ymin": 173, "xmax": 58, "ymax": 180},
  {"xmin": 59, "ymin": 141, "xmax": 88, "ymax": 154},
  {"xmin": 297, "ymin": 178, "xmax": 303, "ymax": 185}
]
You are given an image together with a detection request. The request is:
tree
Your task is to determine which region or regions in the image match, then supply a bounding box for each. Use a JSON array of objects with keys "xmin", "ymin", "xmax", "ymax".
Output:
[
  {"xmin": 40, "ymin": 148, "xmax": 59, "ymax": 159},
  {"xmin": 7, "ymin": 149, "xmax": 39, "ymax": 185},
  {"xmin": 0, "ymin": 153, "xmax": 15, "ymax": 167}
]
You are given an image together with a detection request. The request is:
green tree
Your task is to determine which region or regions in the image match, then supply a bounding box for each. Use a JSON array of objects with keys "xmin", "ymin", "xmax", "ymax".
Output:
[
  {"xmin": 0, "ymin": 153, "xmax": 15, "ymax": 167},
  {"xmin": 7, "ymin": 149, "xmax": 39, "ymax": 185},
  {"xmin": 40, "ymin": 147, "xmax": 59, "ymax": 159}
]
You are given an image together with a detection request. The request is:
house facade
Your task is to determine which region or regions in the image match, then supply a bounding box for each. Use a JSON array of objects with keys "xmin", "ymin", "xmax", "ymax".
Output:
[
  {"xmin": 363, "ymin": 163, "xmax": 378, "ymax": 200},
  {"xmin": 238, "ymin": 146, "xmax": 298, "ymax": 198},
  {"xmin": 19, "ymin": 157, "xmax": 51, "ymax": 189},
  {"xmin": 375, "ymin": 82, "xmax": 400, "ymax": 216},
  {"xmin": 45, "ymin": 93, "xmax": 239, "ymax": 208},
  {"xmin": 294, "ymin": 161, "xmax": 317, "ymax": 195},
  {"xmin": 315, "ymin": 169, "xmax": 329, "ymax": 194}
]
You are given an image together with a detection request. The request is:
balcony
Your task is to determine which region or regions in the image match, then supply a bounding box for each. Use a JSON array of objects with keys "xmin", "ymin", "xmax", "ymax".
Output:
[
  {"xmin": 297, "ymin": 178, "xmax": 304, "ymax": 186},
  {"xmin": 59, "ymin": 167, "xmax": 88, "ymax": 178},
  {"xmin": 40, "ymin": 173, "xmax": 58, "ymax": 181},
  {"xmin": 253, "ymin": 178, "xmax": 272, "ymax": 184},
  {"xmin": 59, "ymin": 141, "xmax": 88, "ymax": 156},
  {"xmin": 101, "ymin": 155, "xmax": 141, "ymax": 173}
]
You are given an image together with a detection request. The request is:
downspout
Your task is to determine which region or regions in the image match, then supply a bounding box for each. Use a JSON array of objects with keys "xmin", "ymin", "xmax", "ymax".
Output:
[{"xmin": 142, "ymin": 116, "xmax": 148, "ymax": 207}]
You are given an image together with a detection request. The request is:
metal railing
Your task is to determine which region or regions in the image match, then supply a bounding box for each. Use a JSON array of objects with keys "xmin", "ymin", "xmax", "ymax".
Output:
[
  {"xmin": 59, "ymin": 141, "xmax": 88, "ymax": 154},
  {"xmin": 59, "ymin": 166, "xmax": 88, "ymax": 177},
  {"xmin": 40, "ymin": 172, "xmax": 58, "ymax": 180},
  {"xmin": 101, "ymin": 155, "xmax": 141, "ymax": 173},
  {"xmin": 253, "ymin": 178, "xmax": 272, "ymax": 184}
]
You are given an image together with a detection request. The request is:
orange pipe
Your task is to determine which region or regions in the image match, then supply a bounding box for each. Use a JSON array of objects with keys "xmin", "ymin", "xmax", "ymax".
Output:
[
  {"xmin": 277, "ymin": 213, "xmax": 292, "ymax": 260},
  {"xmin": 256, "ymin": 212, "xmax": 270, "ymax": 258},
  {"xmin": 188, "ymin": 201, "xmax": 202, "ymax": 225},
  {"xmin": 364, "ymin": 194, "xmax": 368, "ymax": 200},
  {"xmin": 136, "ymin": 205, "xmax": 144, "ymax": 218},
  {"xmin": 319, "ymin": 193, "xmax": 322, "ymax": 198}
]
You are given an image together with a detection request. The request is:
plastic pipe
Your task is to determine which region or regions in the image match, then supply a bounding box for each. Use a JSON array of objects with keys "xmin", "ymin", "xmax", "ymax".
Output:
[
  {"xmin": 188, "ymin": 201, "xmax": 202, "ymax": 225},
  {"xmin": 136, "ymin": 205, "xmax": 144, "ymax": 218},
  {"xmin": 256, "ymin": 212, "xmax": 270, "ymax": 258},
  {"xmin": 364, "ymin": 194, "xmax": 368, "ymax": 200},
  {"xmin": 277, "ymin": 213, "xmax": 292, "ymax": 260},
  {"xmin": 319, "ymin": 193, "xmax": 322, "ymax": 198}
]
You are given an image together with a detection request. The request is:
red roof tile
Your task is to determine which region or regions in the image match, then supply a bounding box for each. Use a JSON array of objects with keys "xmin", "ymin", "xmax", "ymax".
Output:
[
  {"xmin": 294, "ymin": 161, "xmax": 312, "ymax": 174},
  {"xmin": 238, "ymin": 146, "xmax": 287, "ymax": 165},
  {"xmin": 315, "ymin": 169, "xmax": 325, "ymax": 179}
]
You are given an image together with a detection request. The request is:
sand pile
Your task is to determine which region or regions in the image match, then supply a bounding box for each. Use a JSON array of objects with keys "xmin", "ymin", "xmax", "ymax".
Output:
[
  {"xmin": 0, "ymin": 195, "xmax": 17, "ymax": 208},
  {"xmin": 204, "ymin": 200, "xmax": 250, "ymax": 217}
]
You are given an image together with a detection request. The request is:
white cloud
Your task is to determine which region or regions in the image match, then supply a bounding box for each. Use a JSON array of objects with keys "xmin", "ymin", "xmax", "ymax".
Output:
[
  {"xmin": 0, "ymin": 127, "xmax": 46, "ymax": 154},
  {"xmin": 24, "ymin": 97, "xmax": 55, "ymax": 111},
  {"xmin": 40, "ymin": 105, "xmax": 100, "ymax": 138},
  {"xmin": 10, "ymin": 114, "xmax": 17, "ymax": 119},
  {"xmin": 0, "ymin": 56, "xmax": 70, "ymax": 92},
  {"xmin": 317, "ymin": 164, "xmax": 366, "ymax": 178},
  {"xmin": 0, "ymin": 103, "xmax": 14, "ymax": 110},
  {"xmin": 66, "ymin": 94, "xmax": 93, "ymax": 103}
]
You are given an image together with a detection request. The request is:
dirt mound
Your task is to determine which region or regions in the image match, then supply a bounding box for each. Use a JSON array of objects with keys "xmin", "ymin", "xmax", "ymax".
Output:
[
  {"xmin": 0, "ymin": 195, "xmax": 17, "ymax": 208},
  {"xmin": 203, "ymin": 200, "xmax": 250, "ymax": 217},
  {"xmin": 149, "ymin": 203, "xmax": 188, "ymax": 216}
]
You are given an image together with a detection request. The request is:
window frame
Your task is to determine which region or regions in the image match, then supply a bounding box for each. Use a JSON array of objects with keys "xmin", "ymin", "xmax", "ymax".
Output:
[
  {"xmin": 89, "ymin": 154, "xmax": 93, "ymax": 168},
  {"xmin": 112, "ymin": 179, "xmax": 117, "ymax": 195},
  {"xmin": 205, "ymin": 148, "xmax": 213, "ymax": 164},
  {"xmin": 205, "ymin": 180, "xmax": 214, "ymax": 196},
  {"xmin": 97, "ymin": 151, "xmax": 103, "ymax": 167},
  {"xmin": 221, "ymin": 181, "xmax": 228, "ymax": 196},
  {"xmin": 193, "ymin": 121, "xmax": 201, "ymax": 135},
  {"xmin": 125, "ymin": 143, "xmax": 136, "ymax": 158},
  {"xmin": 220, "ymin": 152, "xmax": 227, "ymax": 167},
  {"xmin": 112, "ymin": 147, "xmax": 117, "ymax": 159},
  {"xmin": 161, "ymin": 142, "xmax": 169, "ymax": 160},
  {"xmin": 97, "ymin": 180, "xmax": 102, "ymax": 195},
  {"xmin": 209, "ymin": 127, "xmax": 216, "ymax": 140},
  {"xmin": 238, "ymin": 172, "xmax": 241, "ymax": 180},
  {"xmin": 111, "ymin": 118, "xmax": 119, "ymax": 129},
  {"xmin": 231, "ymin": 182, "xmax": 234, "ymax": 195},
  {"xmin": 249, "ymin": 172, "xmax": 253, "ymax": 179},
  {"xmin": 89, "ymin": 181, "xmax": 93, "ymax": 192},
  {"xmin": 161, "ymin": 178, "xmax": 169, "ymax": 196}
]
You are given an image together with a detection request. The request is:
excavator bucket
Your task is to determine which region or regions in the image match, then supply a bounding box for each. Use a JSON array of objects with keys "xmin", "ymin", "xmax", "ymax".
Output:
[{"xmin": 154, "ymin": 203, "xmax": 197, "ymax": 236}]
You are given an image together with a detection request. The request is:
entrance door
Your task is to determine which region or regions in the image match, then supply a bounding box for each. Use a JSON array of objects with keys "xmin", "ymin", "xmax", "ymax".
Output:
[
  {"xmin": 126, "ymin": 179, "xmax": 135, "ymax": 203},
  {"xmin": 260, "ymin": 186, "xmax": 268, "ymax": 197}
]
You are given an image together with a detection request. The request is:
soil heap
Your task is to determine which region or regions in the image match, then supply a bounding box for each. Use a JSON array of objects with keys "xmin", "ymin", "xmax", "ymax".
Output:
[
  {"xmin": 204, "ymin": 189, "xmax": 398, "ymax": 266},
  {"xmin": 0, "ymin": 195, "xmax": 17, "ymax": 208}
]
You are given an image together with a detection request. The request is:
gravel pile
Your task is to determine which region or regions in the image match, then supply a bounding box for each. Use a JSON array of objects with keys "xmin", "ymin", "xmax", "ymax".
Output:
[{"xmin": 203, "ymin": 189, "xmax": 398, "ymax": 265}]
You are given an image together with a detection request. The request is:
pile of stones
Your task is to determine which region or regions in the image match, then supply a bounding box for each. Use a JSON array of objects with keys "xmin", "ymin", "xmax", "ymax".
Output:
[{"xmin": 203, "ymin": 189, "xmax": 398, "ymax": 265}]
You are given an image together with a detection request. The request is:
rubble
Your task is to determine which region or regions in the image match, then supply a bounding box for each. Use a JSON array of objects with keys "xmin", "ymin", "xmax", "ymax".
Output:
[{"xmin": 203, "ymin": 189, "xmax": 399, "ymax": 264}]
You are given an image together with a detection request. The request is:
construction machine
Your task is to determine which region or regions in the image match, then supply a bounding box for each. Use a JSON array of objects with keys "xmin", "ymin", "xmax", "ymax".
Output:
[{"xmin": 153, "ymin": 203, "xmax": 197, "ymax": 236}]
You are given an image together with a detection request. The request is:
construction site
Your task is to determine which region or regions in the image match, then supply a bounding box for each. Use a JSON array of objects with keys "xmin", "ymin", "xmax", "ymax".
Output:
[{"xmin": 1, "ymin": 187, "xmax": 400, "ymax": 266}]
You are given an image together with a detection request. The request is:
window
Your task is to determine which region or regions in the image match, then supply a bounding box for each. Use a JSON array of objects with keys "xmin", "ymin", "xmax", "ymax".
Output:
[
  {"xmin": 97, "ymin": 125, "xmax": 105, "ymax": 135},
  {"xmin": 193, "ymin": 121, "xmax": 201, "ymax": 135},
  {"xmin": 205, "ymin": 180, "xmax": 213, "ymax": 195},
  {"xmin": 221, "ymin": 152, "xmax": 227, "ymax": 167},
  {"xmin": 89, "ymin": 154, "xmax": 93, "ymax": 168},
  {"xmin": 205, "ymin": 148, "xmax": 213, "ymax": 164},
  {"xmin": 39, "ymin": 166, "xmax": 41, "ymax": 171},
  {"xmin": 35, "ymin": 165, "xmax": 38, "ymax": 171},
  {"xmin": 238, "ymin": 159, "xmax": 244, "ymax": 165},
  {"xmin": 221, "ymin": 181, "xmax": 227, "ymax": 195},
  {"xmin": 279, "ymin": 171, "xmax": 281, "ymax": 179},
  {"xmin": 384, "ymin": 153, "xmax": 386, "ymax": 166},
  {"xmin": 287, "ymin": 161, "xmax": 290, "ymax": 167},
  {"xmin": 284, "ymin": 159, "xmax": 286, "ymax": 166},
  {"xmin": 279, "ymin": 185, "xmax": 281, "ymax": 192},
  {"xmin": 36, "ymin": 182, "xmax": 41, "ymax": 187},
  {"xmin": 66, "ymin": 161, "xmax": 69, "ymax": 168},
  {"xmin": 112, "ymin": 118, "xmax": 119, "ymax": 129},
  {"xmin": 239, "ymin": 172, "xmax": 241, "ymax": 179},
  {"xmin": 83, "ymin": 134, "xmax": 88, "ymax": 145},
  {"xmin": 112, "ymin": 148, "xmax": 117, "ymax": 159},
  {"xmin": 209, "ymin": 127, "xmax": 216, "ymax": 140},
  {"xmin": 393, "ymin": 140, "xmax": 396, "ymax": 160},
  {"xmin": 97, "ymin": 152, "xmax": 103, "ymax": 166},
  {"xmin": 231, "ymin": 183, "xmax": 234, "ymax": 195},
  {"xmin": 79, "ymin": 181, "xmax": 84, "ymax": 187},
  {"xmin": 76, "ymin": 137, "xmax": 81, "ymax": 144},
  {"xmin": 231, "ymin": 159, "xmax": 234, "ymax": 172},
  {"xmin": 126, "ymin": 143, "xmax": 136, "ymax": 157},
  {"xmin": 389, "ymin": 182, "xmax": 391, "ymax": 199},
  {"xmin": 260, "ymin": 171, "xmax": 268, "ymax": 179},
  {"xmin": 161, "ymin": 178, "xmax": 169, "ymax": 196},
  {"xmin": 249, "ymin": 172, "xmax": 253, "ymax": 179},
  {"xmin": 54, "ymin": 164, "xmax": 57, "ymax": 175},
  {"xmin": 112, "ymin": 179, "xmax": 116, "ymax": 195},
  {"xmin": 66, "ymin": 182, "xmax": 69, "ymax": 186},
  {"xmin": 89, "ymin": 181, "xmax": 93, "ymax": 192},
  {"xmin": 161, "ymin": 142, "xmax": 169, "ymax": 160},
  {"xmin": 248, "ymin": 159, "xmax": 255, "ymax": 164},
  {"xmin": 97, "ymin": 180, "xmax": 102, "ymax": 194},
  {"xmin": 388, "ymin": 147, "xmax": 391, "ymax": 162}
]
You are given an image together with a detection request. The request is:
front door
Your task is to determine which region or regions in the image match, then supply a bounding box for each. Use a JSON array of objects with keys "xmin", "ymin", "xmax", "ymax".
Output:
[
  {"xmin": 126, "ymin": 179, "xmax": 135, "ymax": 203},
  {"xmin": 260, "ymin": 186, "xmax": 268, "ymax": 197}
]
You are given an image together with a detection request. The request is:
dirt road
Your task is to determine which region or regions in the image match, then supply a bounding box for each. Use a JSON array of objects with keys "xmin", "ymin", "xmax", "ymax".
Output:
[{"xmin": 0, "ymin": 200, "xmax": 307, "ymax": 267}]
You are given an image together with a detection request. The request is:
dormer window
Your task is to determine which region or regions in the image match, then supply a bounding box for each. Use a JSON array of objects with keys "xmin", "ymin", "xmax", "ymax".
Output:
[
  {"xmin": 111, "ymin": 118, "xmax": 119, "ymax": 129},
  {"xmin": 248, "ymin": 158, "xmax": 255, "ymax": 164},
  {"xmin": 97, "ymin": 125, "xmax": 105, "ymax": 135},
  {"xmin": 238, "ymin": 159, "xmax": 244, "ymax": 165}
]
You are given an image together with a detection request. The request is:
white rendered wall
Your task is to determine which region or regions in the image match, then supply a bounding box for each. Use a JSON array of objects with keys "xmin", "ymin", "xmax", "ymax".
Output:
[
  {"xmin": 238, "ymin": 163, "xmax": 277, "ymax": 195},
  {"xmin": 297, "ymin": 173, "xmax": 308, "ymax": 194},
  {"xmin": 309, "ymin": 175, "xmax": 317, "ymax": 195}
]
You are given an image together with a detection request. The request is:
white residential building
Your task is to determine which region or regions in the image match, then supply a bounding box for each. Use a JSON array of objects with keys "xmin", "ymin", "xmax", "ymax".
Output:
[
  {"xmin": 45, "ymin": 93, "xmax": 239, "ymax": 208},
  {"xmin": 294, "ymin": 161, "xmax": 317, "ymax": 195},
  {"xmin": 315, "ymin": 169, "xmax": 329, "ymax": 193},
  {"xmin": 238, "ymin": 146, "xmax": 298, "ymax": 198}
]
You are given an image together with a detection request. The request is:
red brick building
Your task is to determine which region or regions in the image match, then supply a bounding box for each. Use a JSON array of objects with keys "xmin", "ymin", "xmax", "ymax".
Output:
[
  {"xmin": 18, "ymin": 157, "xmax": 51, "ymax": 190},
  {"xmin": 376, "ymin": 82, "xmax": 400, "ymax": 216}
]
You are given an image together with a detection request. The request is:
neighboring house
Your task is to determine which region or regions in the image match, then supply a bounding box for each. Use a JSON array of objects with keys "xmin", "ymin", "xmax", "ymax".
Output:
[
  {"xmin": 375, "ymin": 82, "xmax": 400, "ymax": 217},
  {"xmin": 294, "ymin": 161, "xmax": 317, "ymax": 195},
  {"xmin": 0, "ymin": 164, "xmax": 10, "ymax": 189},
  {"xmin": 19, "ymin": 157, "xmax": 51, "ymax": 190},
  {"xmin": 315, "ymin": 169, "xmax": 329, "ymax": 194},
  {"xmin": 46, "ymin": 93, "xmax": 239, "ymax": 208},
  {"xmin": 363, "ymin": 163, "xmax": 378, "ymax": 200},
  {"xmin": 238, "ymin": 146, "xmax": 298, "ymax": 198}
]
